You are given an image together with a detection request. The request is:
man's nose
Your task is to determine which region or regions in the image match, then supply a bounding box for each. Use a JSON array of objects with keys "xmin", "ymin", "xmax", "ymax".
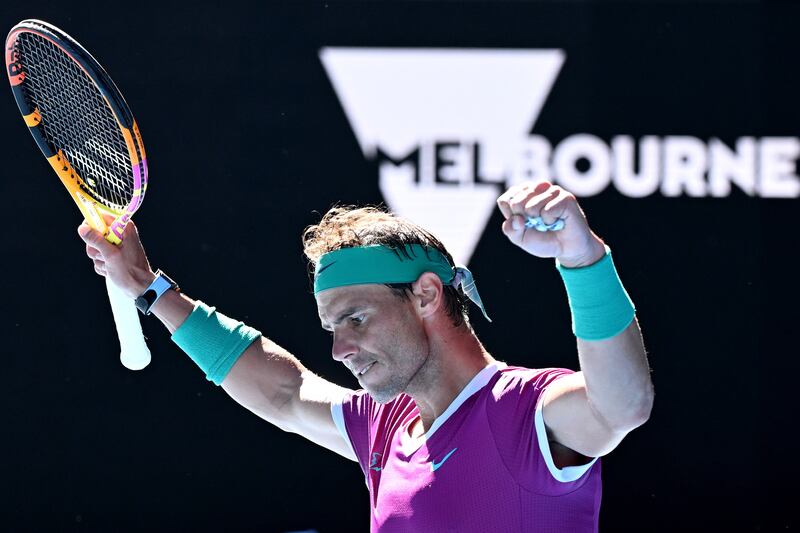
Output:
[{"xmin": 331, "ymin": 331, "xmax": 357, "ymax": 361}]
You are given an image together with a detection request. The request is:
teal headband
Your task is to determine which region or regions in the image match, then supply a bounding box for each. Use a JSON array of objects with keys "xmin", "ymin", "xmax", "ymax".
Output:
[{"xmin": 313, "ymin": 244, "xmax": 491, "ymax": 321}]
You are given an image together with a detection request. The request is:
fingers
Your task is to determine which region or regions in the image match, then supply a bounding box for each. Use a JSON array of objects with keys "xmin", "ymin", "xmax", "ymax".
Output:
[
  {"xmin": 497, "ymin": 180, "xmax": 551, "ymax": 219},
  {"xmin": 93, "ymin": 258, "xmax": 107, "ymax": 276},
  {"xmin": 77, "ymin": 222, "xmax": 115, "ymax": 256},
  {"xmin": 497, "ymin": 180, "xmax": 575, "ymax": 226},
  {"xmin": 78, "ymin": 219, "xmax": 153, "ymax": 293},
  {"xmin": 522, "ymin": 189, "xmax": 559, "ymax": 222},
  {"xmin": 79, "ymin": 222, "xmax": 116, "ymax": 277},
  {"xmin": 85, "ymin": 243, "xmax": 101, "ymax": 259},
  {"xmin": 535, "ymin": 188, "xmax": 574, "ymax": 225},
  {"xmin": 501, "ymin": 214, "xmax": 527, "ymax": 245}
]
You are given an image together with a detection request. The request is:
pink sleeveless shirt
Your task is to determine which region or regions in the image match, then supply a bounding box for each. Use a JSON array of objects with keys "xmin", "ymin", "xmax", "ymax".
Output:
[{"xmin": 332, "ymin": 363, "xmax": 602, "ymax": 532}]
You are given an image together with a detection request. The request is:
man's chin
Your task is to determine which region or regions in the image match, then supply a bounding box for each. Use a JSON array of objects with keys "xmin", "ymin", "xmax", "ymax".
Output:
[{"xmin": 366, "ymin": 385, "xmax": 403, "ymax": 404}]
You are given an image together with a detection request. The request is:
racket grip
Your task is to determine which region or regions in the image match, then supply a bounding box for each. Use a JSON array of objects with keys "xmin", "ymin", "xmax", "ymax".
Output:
[{"xmin": 105, "ymin": 277, "xmax": 151, "ymax": 370}]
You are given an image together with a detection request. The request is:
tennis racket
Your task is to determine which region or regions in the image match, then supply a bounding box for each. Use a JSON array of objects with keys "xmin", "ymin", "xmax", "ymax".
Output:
[{"xmin": 6, "ymin": 19, "xmax": 151, "ymax": 370}]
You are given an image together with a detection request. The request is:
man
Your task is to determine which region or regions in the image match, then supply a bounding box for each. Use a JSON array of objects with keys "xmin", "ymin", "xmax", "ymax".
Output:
[{"xmin": 78, "ymin": 180, "xmax": 654, "ymax": 532}]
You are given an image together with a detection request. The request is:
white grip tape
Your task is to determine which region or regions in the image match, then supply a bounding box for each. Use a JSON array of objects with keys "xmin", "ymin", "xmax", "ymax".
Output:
[{"xmin": 106, "ymin": 277, "xmax": 151, "ymax": 370}]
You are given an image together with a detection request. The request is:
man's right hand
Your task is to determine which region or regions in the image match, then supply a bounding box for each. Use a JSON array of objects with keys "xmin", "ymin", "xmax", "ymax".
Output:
[{"xmin": 77, "ymin": 220, "xmax": 156, "ymax": 299}]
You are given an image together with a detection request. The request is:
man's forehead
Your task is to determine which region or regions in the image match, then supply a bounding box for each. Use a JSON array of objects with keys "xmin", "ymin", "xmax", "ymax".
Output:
[{"xmin": 316, "ymin": 284, "xmax": 390, "ymax": 319}]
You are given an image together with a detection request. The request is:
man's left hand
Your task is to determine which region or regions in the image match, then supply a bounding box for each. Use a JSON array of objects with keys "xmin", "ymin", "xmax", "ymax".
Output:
[{"xmin": 496, "ymin": 180, "xmax": 607, "ymax": 268}]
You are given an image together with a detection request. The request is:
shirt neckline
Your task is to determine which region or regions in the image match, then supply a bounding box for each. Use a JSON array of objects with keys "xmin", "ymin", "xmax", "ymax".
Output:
[{"xmin": 400, "ymin": 361, "xmax": 507, "ymax": 455}]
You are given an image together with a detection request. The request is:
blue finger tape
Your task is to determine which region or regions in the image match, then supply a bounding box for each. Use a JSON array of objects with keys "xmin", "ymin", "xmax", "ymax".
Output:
[{"xmin": 525, "ymin": 216, "xmax": 565, "ymax": 232}]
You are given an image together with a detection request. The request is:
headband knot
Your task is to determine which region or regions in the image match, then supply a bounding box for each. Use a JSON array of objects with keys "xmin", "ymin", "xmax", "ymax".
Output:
[{"xmin": 451, "ymin": 265, "xmax": 491, "ymax": 322}]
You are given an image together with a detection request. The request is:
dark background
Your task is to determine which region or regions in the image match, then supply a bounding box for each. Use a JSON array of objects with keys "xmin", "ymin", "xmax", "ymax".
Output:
[{"xmin": 1, "ymin": 1, "xmax": 797, "ymax": 531}]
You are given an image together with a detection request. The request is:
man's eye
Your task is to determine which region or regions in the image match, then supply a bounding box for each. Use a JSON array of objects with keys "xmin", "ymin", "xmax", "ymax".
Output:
[{"xmin": 351, "ymin": 315, "xmax": 365, "ymax": 325}]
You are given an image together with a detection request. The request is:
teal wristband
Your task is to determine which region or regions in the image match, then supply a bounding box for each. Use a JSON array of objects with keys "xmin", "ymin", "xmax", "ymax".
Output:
[
  {"xmin": 556, "ymin": 246, "xmax": 636, "ymax": 341},
  {"xmin": 171, "ymin": 301, "xmax": 262, "ymax": 385}
]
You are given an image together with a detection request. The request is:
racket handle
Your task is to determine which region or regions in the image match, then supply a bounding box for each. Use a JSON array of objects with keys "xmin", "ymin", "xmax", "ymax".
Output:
[{"xmin": 105, "ymin": 277, "xmax": 151, "ymax": 370}]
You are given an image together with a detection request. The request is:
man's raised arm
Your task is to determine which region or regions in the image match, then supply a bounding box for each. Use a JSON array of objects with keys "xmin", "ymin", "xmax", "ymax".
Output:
[
  {"xmin": 497, "ymin": 181, "xmax": 654, "ymax": 459},
  {"xmin": 77, "ymin": 221, "xmax": 356, "ymax": 461}
]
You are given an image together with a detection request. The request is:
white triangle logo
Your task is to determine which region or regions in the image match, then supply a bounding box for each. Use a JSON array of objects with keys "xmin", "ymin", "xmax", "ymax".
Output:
[{"xmin": 320, "ymin": 48, "xmax": 565, "ymax": 263}]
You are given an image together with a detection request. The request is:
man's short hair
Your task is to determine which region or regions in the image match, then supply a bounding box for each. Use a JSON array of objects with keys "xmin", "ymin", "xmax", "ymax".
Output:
[{"xmin": 302, "ymin": 205, "xmax": 470, "ymax": 327}]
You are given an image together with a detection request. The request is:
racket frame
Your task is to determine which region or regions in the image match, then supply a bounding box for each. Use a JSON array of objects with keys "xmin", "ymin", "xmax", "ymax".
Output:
[{"xmin": 5, "ymin": 19, "xmax": 147, "ymax": 244}]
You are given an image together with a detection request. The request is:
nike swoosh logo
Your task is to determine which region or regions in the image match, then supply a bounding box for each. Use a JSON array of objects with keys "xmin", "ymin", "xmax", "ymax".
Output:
[
  {"xmin": 316, "ymin": 261, "xmax": 337, "ymax": 276},
  {"xmin": 431, "ymin": 448, "xmax": 457, "ymax": 472}
]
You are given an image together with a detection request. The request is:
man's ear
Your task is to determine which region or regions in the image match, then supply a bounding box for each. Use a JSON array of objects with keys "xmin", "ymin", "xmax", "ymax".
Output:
[{"xmin": 411, "ymin": 272, "xmax": 444, "ymax": 319}]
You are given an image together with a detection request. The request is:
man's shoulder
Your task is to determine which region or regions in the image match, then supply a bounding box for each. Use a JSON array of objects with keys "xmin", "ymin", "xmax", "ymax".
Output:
[
  {"xmin": 490, "ymin": 365, "xmax": 576, "ymax": 400},
  {"xmin": 495, "ymin": 364, "xmax": 576, "ymax": 382},
  {"xmin": 341, "ymin": 388, "xmax": 416, "ymax": 418}
]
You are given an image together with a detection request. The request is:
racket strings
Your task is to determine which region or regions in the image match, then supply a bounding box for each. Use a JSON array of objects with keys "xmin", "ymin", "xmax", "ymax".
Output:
[{"xmin": 16, "ymin": 32, "xmax": 135, "ymax": 212}]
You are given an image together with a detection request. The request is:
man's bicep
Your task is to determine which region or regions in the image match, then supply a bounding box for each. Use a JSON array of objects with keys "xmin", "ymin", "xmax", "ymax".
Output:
[
  {"xmin": 541, "ymin": 372, "xmax": 627, "ymax": 458},
  {"xmin": 220, "ymin": 342, "xmax": 357, "ymax": 461}
]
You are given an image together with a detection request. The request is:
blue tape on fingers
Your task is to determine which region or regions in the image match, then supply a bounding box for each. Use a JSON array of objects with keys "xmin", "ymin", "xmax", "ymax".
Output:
[{"xmin": 525, "ymin": 216, "xmax": 565, "ymax": 232}]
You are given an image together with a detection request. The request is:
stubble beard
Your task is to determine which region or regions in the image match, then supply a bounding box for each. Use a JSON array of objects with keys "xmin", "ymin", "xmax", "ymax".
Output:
[
  {"xmin": 368, "ymin": 376, "xmax": 406, "ymax": 404},
  {"xmin": 367, "ymin": 353, "xmax": 430, "ymax": 404},
  {"xmin": 367, "ymin": 310, "xmax": 432, "ymax": 404},
  {"xmin": 368, "ymin": 344, "xmax": 432, "ymax": 405}
]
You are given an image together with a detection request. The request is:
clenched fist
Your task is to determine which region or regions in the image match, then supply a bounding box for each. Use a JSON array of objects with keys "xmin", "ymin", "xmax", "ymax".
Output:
[{"xmin": 497, "ymin": 181, "xmax": 607, "ymax": 268}]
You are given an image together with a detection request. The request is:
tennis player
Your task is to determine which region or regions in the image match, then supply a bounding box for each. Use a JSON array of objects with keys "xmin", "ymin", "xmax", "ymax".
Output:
[{"xmin": 78, "ymin": 180, "xmax": 653, "ymax": 532}]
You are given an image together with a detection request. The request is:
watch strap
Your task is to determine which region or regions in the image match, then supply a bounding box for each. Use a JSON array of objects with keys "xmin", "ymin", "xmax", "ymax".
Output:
[{"xmin": 135, "ymin": 270, "xmax": 179, "ymax": 315}]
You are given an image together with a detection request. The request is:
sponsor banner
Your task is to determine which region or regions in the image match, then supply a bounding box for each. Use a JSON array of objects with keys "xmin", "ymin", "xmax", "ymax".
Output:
[{"xmin": 321, "ymin": 48, "xmax": 799, "ymax": 263}]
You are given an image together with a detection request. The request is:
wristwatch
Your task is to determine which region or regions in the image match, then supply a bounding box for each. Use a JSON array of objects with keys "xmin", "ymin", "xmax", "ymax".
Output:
[{"xmin": 135, "ymin": 270, "xmax": 179, "ymax": 315}]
